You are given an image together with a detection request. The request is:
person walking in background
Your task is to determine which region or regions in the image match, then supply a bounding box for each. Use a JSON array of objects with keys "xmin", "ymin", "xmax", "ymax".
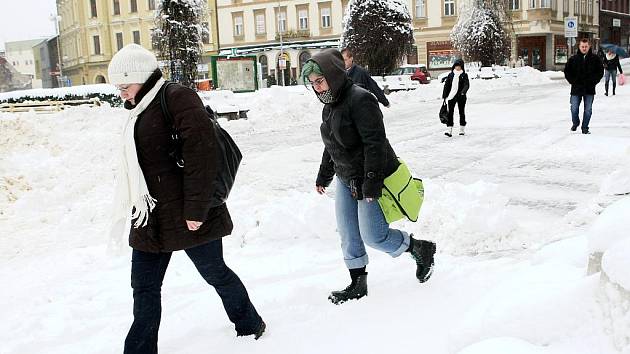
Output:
[
  {"xmin": 301, "ymin": 49, "xmax": 436, "ymax": 305},
  {"xmin": 603, "ymin": 48, "xmax": 623, "ymax": 96},
  {"xmin": 341, "ymin": 47, "xmax": 391, "ymax": 108},
  {"xmin": 442, "ymin": 59, "xmax": 470, "ymax": 137},
  {"xmin": 563, "ymin": 38, "xmax": 604, "ymax": 134},
  {"xmin": 108, "ymin": 44, "xmax": 265, "ymax": 354}
]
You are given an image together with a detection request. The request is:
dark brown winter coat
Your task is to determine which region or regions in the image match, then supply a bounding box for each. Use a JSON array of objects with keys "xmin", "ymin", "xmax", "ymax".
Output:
[{"xmin": 128, "ymin": 70, "xmax": 233, "ymax": 253}]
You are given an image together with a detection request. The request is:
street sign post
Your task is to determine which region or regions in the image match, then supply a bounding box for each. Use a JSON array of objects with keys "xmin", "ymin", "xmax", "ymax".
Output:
[
  {"xmin": 564, "ymin": 17, "xmax": 578, "ymax": 38},
  {"xmin": 565, "ymin": 17, "xmax": 578, "ymax": 57}
]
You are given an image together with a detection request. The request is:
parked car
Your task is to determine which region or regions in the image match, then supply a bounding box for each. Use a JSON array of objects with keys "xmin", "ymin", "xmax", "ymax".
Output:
[{"xmin": 373, "ymin": 64, "xmax": 431, "ymax": 93}]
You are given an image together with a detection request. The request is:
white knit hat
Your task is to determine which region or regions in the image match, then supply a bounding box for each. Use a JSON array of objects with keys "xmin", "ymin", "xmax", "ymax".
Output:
[{"xmin": 107, "ymin": 44, "xmax": 159, "ymax": 85}]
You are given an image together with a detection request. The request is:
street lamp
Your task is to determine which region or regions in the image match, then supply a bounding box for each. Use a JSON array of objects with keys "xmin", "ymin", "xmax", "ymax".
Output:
[
  {"xmin": 277, "ymin": 1, "xmax": 285, "ymax": 86},
  {"xmin": 49, "ymin": 13, "xmax": 63, "ymax": 87}
]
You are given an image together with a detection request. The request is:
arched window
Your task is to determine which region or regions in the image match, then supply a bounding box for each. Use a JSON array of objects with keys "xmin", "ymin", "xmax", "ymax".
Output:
[
  {"xmin": 259, "ymin": 55, "xmax": 268, "ymax": 78},
  {"xmin": 95, "ymin": 75, "xmax": 106, "ymax": 84},
  {"xmin": 298, "ymin": 51, "xmax": 312, "ymax": 83}
]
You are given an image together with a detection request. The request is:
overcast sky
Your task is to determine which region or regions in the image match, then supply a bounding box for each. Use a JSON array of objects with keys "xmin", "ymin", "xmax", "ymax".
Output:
[{"xmin": 0, "ymin": 0, "xmax": 58, "ymax": 51}]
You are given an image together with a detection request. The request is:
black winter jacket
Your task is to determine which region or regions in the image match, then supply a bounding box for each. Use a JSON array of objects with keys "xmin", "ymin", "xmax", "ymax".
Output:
[
  {"xmin": 442, "ymin": 58, "xmax": 470, "ymax": 100},
  {"xmin": 127, "ymin": 70, "xmax": 233, "ymax": 253},
  {"xmin": 603, "ymin": 54, "xmax": 623, "ymax": 73},
  {"xmin": 564, "ymin": 51, "xmax": 604, "ymax": 96},
  {"xmin": 346, "ymin": 64, "xmax": 390, "ymax": 107},
  {"xmin": 311, "ymin": 49, "xmax": 399, "ymax": 199}
]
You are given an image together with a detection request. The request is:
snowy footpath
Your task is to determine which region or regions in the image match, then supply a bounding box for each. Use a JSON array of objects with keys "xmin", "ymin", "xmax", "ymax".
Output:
[{"xmin": 1, "ymin": 69, "xmax": 630, "ymax": 354}]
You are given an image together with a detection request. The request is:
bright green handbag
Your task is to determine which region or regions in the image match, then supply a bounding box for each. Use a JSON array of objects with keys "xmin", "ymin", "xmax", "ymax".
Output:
[{"xmin": 377, "ymin": 161, "xmax": 424, "ymax": 224}]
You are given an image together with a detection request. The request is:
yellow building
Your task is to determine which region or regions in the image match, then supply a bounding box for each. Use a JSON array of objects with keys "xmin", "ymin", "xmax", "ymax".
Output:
[
  {"xmin": 56, "ymin": 0, "xmax": 219, "ymax": 85},
  {"xmin": 410, "ymin": 0, "xmax": 599, "ymax": 74},
  {"xmin": 217, "ymin": 0, "xmax": 347, "ymax": 85}
]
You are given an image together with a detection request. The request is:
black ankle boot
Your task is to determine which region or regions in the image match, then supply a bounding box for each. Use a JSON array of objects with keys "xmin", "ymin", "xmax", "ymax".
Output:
[
  {"xmin": 408, "ymin": 237, "xmax": 436, "ymax": 283},
  {"xmin": 329, "ymin": 272, "xmax": 368, "ymax": 305}
]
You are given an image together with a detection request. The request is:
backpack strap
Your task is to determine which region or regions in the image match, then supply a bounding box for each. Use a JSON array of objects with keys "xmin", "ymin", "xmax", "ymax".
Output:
[{"xmin": 159, "ymin": 81, "xmax": 185, "ymax": 168}]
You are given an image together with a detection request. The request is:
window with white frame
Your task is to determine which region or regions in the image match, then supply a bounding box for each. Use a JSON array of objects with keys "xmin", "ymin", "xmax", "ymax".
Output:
[
  {"xmin": 234, "ymin": 15, "xmax": 243, "ymax": 36},
  {"xmin": 540, "ymin": 0, "xmax": 551, "ymax": 7},
  {"xmin": 416, "ymin": 0, "xmax": 426, "ymax": 17},
  {"xmin": 321, "ymin": 7, "xmax": 331, "ymax": 28},
  {"xmin": 574, "ymin": 0, "xmax": 578, "ymax": 13},
  {"xmin": 93, "ymin": 35, "xmax": 101, "ymax": 54},
  {"xmin": 509, "ymin": 0, "xmax": 519, "ymax": 10},
  {"xmin": 587, "ymin": 0, "xmax": 592, "ymax": 15},
  {"xmin": 256, "ymin": 13, "xmax": 266, "ymax": 34},
  {"xmin": 444, "ymin": 0, "xmax": 455, "ymax": 15},
  {"xmin": 530, "ymin": 0, "xmax": 537, "ymax": 8},
  {"xmin": 133, "ymin": 30, "xmax": 140, "ymax": 44},
  {"xmin": 277, "ymin": 11, "xmax": 287, "ymax": 33},
  {"xmin": 298, "ymin": 9, "xmax": 308, "ymax": 30},
  {"xmin": 563, "ymin": 0, "xmax": 568, "ymax": 12},
  {"xmin": 148, "ymin": 0, "xmax": 155, "ymax": 10}
]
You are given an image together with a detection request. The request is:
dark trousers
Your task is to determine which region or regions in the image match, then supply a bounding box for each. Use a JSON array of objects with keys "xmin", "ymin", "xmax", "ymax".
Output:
[
  {"xmin": 124, "ymin": 239, "xmax": 262, "ymax": 354},
  {"xmin": 447, "ymin": 95, "xmax": 467, "ymax": 127}
]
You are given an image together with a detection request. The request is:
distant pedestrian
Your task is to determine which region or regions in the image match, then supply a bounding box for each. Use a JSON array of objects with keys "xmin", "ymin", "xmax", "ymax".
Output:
[
  {"xmin": 563, "ymin": 38, "xmax": 604, "ymax": 134},
  {"xmin": 442, "ymin": 59, "xmax": 470, "ymax": 137},
  {"xmin": 603, "ymin": 49, "xmax": 623, "ymax": 96},
  {"xmin": 341, "ymin": 48, "xmax": 390, "ymax": 107}
]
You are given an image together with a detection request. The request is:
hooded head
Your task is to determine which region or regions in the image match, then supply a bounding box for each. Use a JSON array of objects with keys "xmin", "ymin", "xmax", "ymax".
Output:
[
  {"xmin": 452, "ymin": 58, "xmax": 465, "ymax": 73},
  {"xmin": 302, "ymin": 49, "xmax": 348, "ymax": 104}
]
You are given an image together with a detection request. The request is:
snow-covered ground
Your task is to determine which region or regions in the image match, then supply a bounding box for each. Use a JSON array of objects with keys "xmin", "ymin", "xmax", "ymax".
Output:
[{"xmin": 1, "ymin": 70, "xmax": 629, "ymax": 354}]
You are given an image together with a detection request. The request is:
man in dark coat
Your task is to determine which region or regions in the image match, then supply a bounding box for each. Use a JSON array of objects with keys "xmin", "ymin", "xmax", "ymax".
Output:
[
  {"xmin": 107, "ymin": 44, "xmax": 265, "ymax": 353},
  {"xmin": 564, "ymin": 38, "xmax": 604, "ymax": 134},
  {"xmin": 341, "ymin": 48, "xmax": 390, "ymax": 107}
]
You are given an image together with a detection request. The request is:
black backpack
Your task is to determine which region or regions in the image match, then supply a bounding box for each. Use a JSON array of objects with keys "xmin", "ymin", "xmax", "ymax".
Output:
[{"xmin": 159, "ymin": 82, "xmax": 242, "ymax": 208}]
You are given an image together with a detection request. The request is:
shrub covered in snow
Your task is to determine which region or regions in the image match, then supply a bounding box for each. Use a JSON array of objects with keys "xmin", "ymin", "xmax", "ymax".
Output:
[
  {"xmin": 0, "ymin": 84, "xmax": 122, "ymax": 106},
  {"xmin": 155, "ymin": 0, "xmax": 205, "ymax": 88},
  {"xmin": 341, "ymin": 0, "xmax": 414, "ymax": 75},
  {"xmin": 450, "ymin": 0, "xmax": 511, "ymax": 66}
]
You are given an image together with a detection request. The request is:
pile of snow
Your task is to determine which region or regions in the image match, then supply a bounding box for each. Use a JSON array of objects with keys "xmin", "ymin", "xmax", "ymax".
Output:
[
  {"xmin": 586, "ymin": 196, "xmax": 630, "ymax": 257},
  {"xmin": 0, "ymin": 84, "xmax": 118, "ymax": 101},
  {"xmin": 457, "ymin": 337, "xmax": 545, "ymax": 354},
  {"xmin": 600, "ymin": 146, "xmax": 630, "ymax": 196},
  {"xmin": 602, "ymin": 237, "xmax": 630, "ymax": 289}
]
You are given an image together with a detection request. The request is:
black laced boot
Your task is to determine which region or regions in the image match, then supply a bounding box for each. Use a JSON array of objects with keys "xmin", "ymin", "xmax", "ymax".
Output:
[
  {"xmin": 328, "ymin": 268, "xmax": 368, "ymax": 305},
  {"xmin": 407, "ymin": 236, "xmax": 436, "ymax": 283}
]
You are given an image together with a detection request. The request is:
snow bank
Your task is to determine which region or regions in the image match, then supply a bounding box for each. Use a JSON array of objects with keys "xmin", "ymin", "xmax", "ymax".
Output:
[
  {"xmin": 602, "ymin": 237, "xmax": 630, "ymax": 289},
  {"xmin": 457, "ymin": 337, "xmax": 545, "ymax": 354},
  {"xmin": 0, "ymin": 84, "xmax": 118, "ymax": 101},
  {"xmin": 586, "ymin": 196, "xmax": 630, "ymax": 253},
  {"xmin": 600, "ymin": 147, "xmax": 630, "ymax": 196},
  {"xmin": 415, "ymin": 180, "xmax": 519, "ymax": 255}
]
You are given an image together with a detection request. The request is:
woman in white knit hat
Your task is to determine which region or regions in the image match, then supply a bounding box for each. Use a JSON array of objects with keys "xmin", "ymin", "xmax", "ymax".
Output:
[{"xmin": 109, "ymin": 44, "xmax": 265, "ymax": 353}]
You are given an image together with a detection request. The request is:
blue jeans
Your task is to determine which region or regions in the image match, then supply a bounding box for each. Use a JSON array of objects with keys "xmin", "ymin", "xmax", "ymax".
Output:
[
  {"xmin": 335, "ymin": 178, "xmax": 410, "ymax": 269},
  {"xmin": 605, "ymin": 70, "xmax": 617, "ymax": 93},
  {"xmin": 124, "ymin": 240, "xmax": 262, "ymax": 354},
  {"xmin": 570, "ymin": 95, "xmax": 594, "ymax": 133}
]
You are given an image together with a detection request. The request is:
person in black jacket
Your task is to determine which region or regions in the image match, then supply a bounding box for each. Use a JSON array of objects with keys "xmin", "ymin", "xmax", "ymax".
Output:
[
  {"xmin": 108, "ymin": 44, "xmax": 265, "ymax": 353},
  {"xmin": 603, "ymin": 48, "xmax": 623, "ymax": 96},
  {"xmin": 563, "ymin": 38, "xmax": 604, "ymax": 134},
  {"xmin": 341, "ymin": 48, "xmax": 390, "ymax": 107},
  {"xmin": 301, "ymin": 49, "xmax": 436, "ymax": 305},
  {"xmin": 441, "ymin": 58, "xmax": 470, "ymax": 137}
]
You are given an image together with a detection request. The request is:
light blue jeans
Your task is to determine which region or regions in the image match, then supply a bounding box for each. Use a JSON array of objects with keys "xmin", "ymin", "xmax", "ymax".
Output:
[{"xmin": 335, "ymin": 178, "xmax": 410, "ymax": 269}]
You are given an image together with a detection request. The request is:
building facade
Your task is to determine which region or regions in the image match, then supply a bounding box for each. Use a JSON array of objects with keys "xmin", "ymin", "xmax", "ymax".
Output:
[
  {"xmin": 599, "ymin": 0, "xmax": 630, "ymax": 52},
  {"xmin": 4, "ymin": 39, "xmax": 49, "ymax": 88},
  {"xmin": 56, "ymin": 0, "xmax": 219, "ymax": 86},
  {"xmin": 217, "ymin": 0, "xmax": 346, "ymax": 85},
  {"xmin": 411, "ymin": 0, "xmax": 598, "ymax": 74},
  {"xmin": 33, "ymin": 37, "xmax": 61, "ymax": 89}
]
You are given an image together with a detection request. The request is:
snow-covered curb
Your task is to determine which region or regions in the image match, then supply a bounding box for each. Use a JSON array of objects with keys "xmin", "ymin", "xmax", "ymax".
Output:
[{"xmin": 586, "ymin": 195, "xmax": 630, "ymax": 352}]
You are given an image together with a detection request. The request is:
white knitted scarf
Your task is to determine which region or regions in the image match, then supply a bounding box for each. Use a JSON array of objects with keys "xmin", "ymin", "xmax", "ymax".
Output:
[{"xmin": 112, "ymin": 78, "xmax": 166, "ymax": 230}]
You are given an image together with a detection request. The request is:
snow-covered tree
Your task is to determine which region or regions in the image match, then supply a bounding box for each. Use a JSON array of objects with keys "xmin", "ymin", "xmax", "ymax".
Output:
[
  {"xmin": 450, "ymin": 0, "xmax": 511, "ymax": 67},
  {"xmin": 155, "ymin": 0, "xmax": 205, "ymax": 89},
  {"xmin": 341, "ymin": 0, "xmax": 414, "ymax": 75}
]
